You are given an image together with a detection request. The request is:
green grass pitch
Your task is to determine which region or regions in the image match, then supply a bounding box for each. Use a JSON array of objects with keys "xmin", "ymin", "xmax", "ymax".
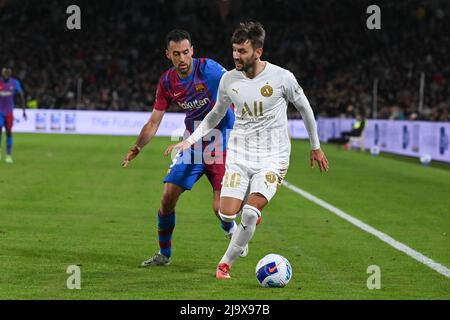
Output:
[{"xmin": 1, "ymin": 133, "xmax": 449, "ymax": 299}]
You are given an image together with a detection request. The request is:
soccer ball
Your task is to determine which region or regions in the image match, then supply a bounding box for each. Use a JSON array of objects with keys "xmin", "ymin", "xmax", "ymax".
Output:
[
  {"xmin": 255, "ymin": 253, "xmax": 292, "ymax": 288},
  {"xmin": 420, "ymin": 154, "xmax": 432, "ymax": 166}
]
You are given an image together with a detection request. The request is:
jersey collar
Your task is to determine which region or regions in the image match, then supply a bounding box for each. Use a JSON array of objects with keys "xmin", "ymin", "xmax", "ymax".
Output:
[{"xmin": 239, "ymin": 61, "xmax": 269, "ymax": 80}]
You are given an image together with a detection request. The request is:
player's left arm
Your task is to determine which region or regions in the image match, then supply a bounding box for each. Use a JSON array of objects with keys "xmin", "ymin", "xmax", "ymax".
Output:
[
  {"xmin": 285, "ymin": 72, "xmax": 329, "ymax": 173},
  {"xmin": 15, "ymin": 79, "xmax": 27, "ymax": 120}
]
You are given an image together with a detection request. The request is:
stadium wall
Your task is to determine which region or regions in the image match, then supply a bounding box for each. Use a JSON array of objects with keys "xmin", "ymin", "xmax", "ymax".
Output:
[
  {"xmin": 12, "ymin": 109, "xmax": 450, "ymax": 163},
  {"xmin": 318, "ymin": 118, "xmax": 450, "ymax": 163},
  {"xmin": 12, "ymin": 109, "xmax": 311, "ymax": 139}
]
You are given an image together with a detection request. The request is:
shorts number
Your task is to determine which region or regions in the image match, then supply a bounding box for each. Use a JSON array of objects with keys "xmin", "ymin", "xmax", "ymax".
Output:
[{"xmin": 223, "ymin": 173, "xmax": 241, "ymax": 189}]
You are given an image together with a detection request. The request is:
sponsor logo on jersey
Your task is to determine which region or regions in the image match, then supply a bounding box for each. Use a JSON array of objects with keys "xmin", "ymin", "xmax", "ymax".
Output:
[
  {"xmin": 241, "ymin": 101, "xmax": 263, "ymax": 117},
  {"xmin": 177, "ymin": 97, "xmax": 211, "ymax": 110},
  {"xmin": 260, "ymin": 83, "xmax": 273, "ymax": 97}
]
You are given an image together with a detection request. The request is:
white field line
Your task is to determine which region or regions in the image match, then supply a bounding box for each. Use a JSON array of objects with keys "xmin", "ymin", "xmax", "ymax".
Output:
[{"xmin": 282, "ymin": 180, "xmax": 450, "ymax": 279}]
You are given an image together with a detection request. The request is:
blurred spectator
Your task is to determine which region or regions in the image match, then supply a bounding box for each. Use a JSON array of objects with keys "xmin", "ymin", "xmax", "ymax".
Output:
[{"xmin": 0, "ymin": 0, "xmax": 448, "ymax": 121}]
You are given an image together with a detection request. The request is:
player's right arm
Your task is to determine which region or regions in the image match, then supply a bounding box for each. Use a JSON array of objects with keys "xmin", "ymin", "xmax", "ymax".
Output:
[
  {"xmin": 123, "ymin": 77, "xmax": 169, "ymax": 167},
  {"xmin": 122, "ymin": 109, "xmax": 165, "ymax": 167},
  {"xmin": 164, "ymin": 75, "xmax": 231, "ymax": 156}
]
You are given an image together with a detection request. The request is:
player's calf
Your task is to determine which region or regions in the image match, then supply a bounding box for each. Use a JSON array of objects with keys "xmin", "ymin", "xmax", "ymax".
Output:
[
  {"xmin": 160, "ymin": 183, "xmax": 184, "ymax": 215},
  {"xmin": 219, "ymin": 210, "xmax": 248, "ymax": 257},
  {"xmin": 5, "ymin": 131, "xmax": 13, "ymax": 158},
  {"xmin": 220, "ymin": 205, "xmax": 260, "ymax": 266}
]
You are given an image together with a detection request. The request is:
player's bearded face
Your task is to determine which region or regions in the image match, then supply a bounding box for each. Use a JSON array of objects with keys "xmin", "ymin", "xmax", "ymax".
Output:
[
  {"xmin": 235, "ymin": 52, "xmax": 257, "ymax": 72},
  {"xmin": 233, "ymin": 42, "xmax": 259, "ymax": 72},
  {"xmin": 166, "ymin": 40, "xmax": 193, "ymax": 76}
]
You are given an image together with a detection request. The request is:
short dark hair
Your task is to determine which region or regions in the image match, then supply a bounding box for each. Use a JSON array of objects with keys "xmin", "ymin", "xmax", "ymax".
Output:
[
  {"xmin": 165, "ymin": 29, "xmax": 192, "ymax": 48},
  {"xmin": 231, "ymin": 21, "xmax": 266, "ymax": 49}
]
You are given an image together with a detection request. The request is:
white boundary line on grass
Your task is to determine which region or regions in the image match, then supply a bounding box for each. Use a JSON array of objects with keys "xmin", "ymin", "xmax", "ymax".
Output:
[{"xmin": 282, "ymin": 180, "xmax": 450, "ymax": 279}]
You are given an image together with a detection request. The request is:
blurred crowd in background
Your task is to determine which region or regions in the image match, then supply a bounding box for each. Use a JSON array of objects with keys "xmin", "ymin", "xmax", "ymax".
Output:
[{"xmin": 0, "ymin": 0, "xmax": 448, "ymax": 121}]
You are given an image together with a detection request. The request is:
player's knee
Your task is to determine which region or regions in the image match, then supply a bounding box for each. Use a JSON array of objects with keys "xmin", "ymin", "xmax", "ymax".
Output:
[
  {"xmin": 241, "ymin": 204, "xmax": 261, "ymax": 226},
  {"xmin": 218, "ymin": 210, "xmax": 237, "ymax": 222},
  {"xmin": 160, "ymin": 193, "xmax": 177, "ymax": 214},
  {"xmin": 219, "ymin": 199, "xmax": 242, "ymax": 217},
  {"xmin": 212, "ymin": 199, "xmax": 220, "ymax": 215}
]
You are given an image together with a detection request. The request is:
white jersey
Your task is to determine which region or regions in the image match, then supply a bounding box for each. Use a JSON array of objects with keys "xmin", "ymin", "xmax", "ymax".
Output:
[{"xmin": 187, "ymin": 62, "xmax": 320, "ymax": 167}]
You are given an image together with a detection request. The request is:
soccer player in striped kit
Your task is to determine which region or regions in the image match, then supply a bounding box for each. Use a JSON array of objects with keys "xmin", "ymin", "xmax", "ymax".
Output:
[
  {"xmin": 122, "ymin": 30, "xmax": 245, "ymax": 266},
  {"xmin": 0, "ymin": 67, "xmax": 27, "ymax": 163},
  {"xmin": 166, "ymin": 22, "xmax": 329, "ymax": 279}
]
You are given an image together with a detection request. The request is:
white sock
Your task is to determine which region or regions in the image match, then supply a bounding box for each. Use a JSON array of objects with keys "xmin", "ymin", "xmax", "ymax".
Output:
[
  {"xmin": 220, "ymin": 204, "xmax": 261, "ymax": 266},
  {"xmin": 219, "ymin": 211, "xmax": 237, "ymax": 237},
  {"xmin": 225, "ymin": 222, "xmax": 237, "ymax": 237}
]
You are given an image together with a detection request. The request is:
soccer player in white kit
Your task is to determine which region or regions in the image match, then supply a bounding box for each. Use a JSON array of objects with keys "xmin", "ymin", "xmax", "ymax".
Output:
[{"xmin": 165, "ymin": 22, "xmax": 329, "ymax": 279}]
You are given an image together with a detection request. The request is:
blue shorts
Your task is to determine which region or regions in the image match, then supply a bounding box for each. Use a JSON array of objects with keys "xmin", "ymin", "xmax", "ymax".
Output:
[{"xmin": 163, "ymin": 151, "xmax": 226, "ymax": 191}]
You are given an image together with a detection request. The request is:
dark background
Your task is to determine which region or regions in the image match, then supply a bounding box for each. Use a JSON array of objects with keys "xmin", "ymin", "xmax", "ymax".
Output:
[{"xmin": 0, "ymin": 0, "xmax": 448, "ymax": 120}]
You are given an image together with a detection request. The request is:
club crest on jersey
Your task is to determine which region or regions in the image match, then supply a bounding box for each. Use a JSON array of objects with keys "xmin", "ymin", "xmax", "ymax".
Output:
[
  {"xmin": 195, "ymin": 84, "xmax": 205, "ymax": 93},
  {"xmin": 265, "ymin": 172, "xmax": 277, "ymax": 184},
  {"xmin": 260, "ymin": 83, "xmax": 273, "ymax": 98}
]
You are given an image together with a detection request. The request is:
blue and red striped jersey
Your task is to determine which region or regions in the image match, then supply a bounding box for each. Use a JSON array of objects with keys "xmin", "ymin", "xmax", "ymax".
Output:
[
  {"xmin": 0, "ymin": 77, "xmax": 22, "ymax": 113},
  {"xmin": 153, "ymin": 58, "xmax": 234, "ymax": 153}
]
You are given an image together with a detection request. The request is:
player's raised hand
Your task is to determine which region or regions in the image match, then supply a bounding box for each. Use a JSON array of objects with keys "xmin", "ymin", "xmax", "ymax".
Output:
[
  {"xmin": 310, "ymin": 148, "xmax": 329, "ymax": 173},
  {"xmin": 122, "ymin": 145, "xmax": 141, "ymax": 167},
  {"xmin": 164, "ymin": 140, "xmax": 191, "ymax": 157}
]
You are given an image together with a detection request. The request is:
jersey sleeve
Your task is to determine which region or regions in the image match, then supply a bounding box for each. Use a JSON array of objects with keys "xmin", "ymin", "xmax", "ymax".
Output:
[
  {"xmin": 283, "ymin": 71, "xmax": 321, "ymax": 150},
  {"xmin": 206, "ymin": 59, "xmax": 227, "ymax": 77},
  {"xmin": 217, "ymin": 73, "xmax": 232, "ymax": 105},
  {"xmin": 153, "ymin": 77, "xmax": 171, "ymax": 111},
  {"xmin": 205, "ymin": 59, "xmax": 227, "ymax": 86},
  {"xmin": 186, "ymin": 74, "xmax": 231, "ymax": 145},
  {"xmin": 14, "ymin": 79, "xmax": 23, "ymax": 94}
]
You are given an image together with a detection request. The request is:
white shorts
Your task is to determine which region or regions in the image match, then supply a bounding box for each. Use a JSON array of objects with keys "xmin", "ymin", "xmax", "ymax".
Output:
[{"xmin": 220, "ymin": 162, "xmax": 288, "ymax": 202}]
